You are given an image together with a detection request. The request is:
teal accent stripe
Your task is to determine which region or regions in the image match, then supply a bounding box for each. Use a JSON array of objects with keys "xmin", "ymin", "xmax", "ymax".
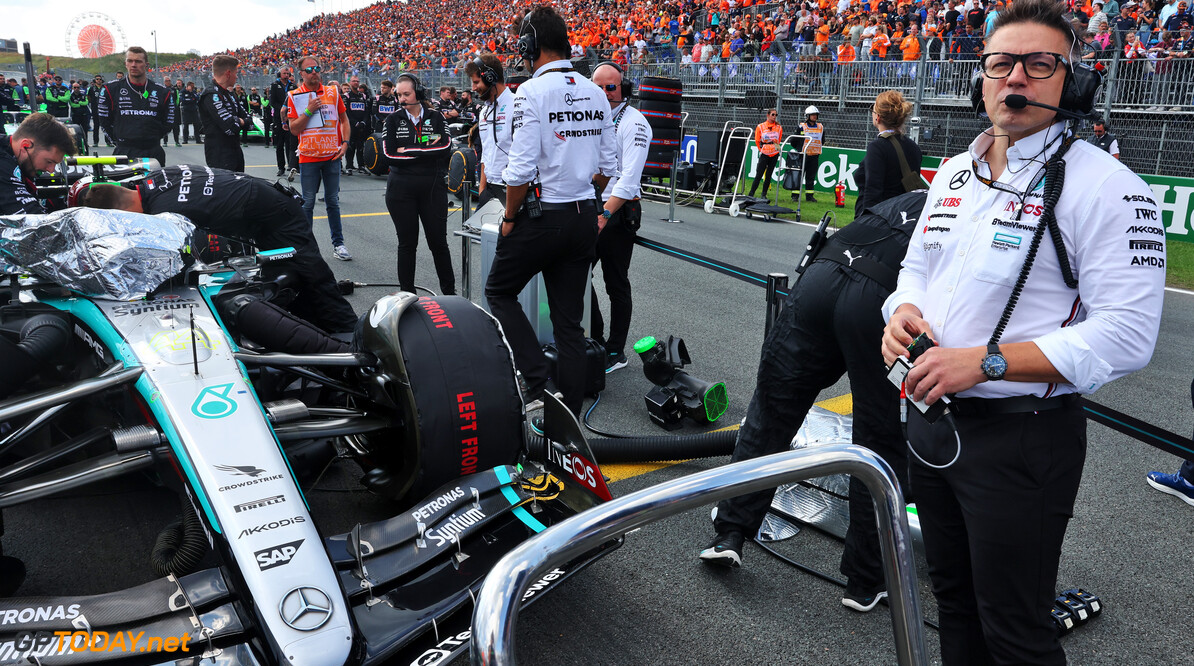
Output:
[
  {"xmin": 43, "ymin": 297, "xmax": 222, "ymax": 533},
  {"xmin": 258, "ymin": 247, "xmax": 296, "ymax": 256},
  {"xmin": 197, "ymin": 279, "xmax": 238, "ymax": 352},
  {"xmin": 137, "ymin": 375, "xmax": 223, "ymax": 533},
  {"xmin": 494, "ymin": 466, "xmax": 546, "ymax": 533}
]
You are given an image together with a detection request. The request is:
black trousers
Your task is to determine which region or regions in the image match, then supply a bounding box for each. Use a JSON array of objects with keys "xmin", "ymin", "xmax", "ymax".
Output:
[
  {"xmin": 225, "ymin": 182, "xmax": 358, "ymax": 333},
  {"xmin": 259, "ymin": 114, "xmax": 270, "ymax": 142},
  {"xmin": 70, "ymin": 114, "xmax": 90, "ymax": 152},
  {"xmin": 749, "ymin": 152, "xmax": 779, "ymax": 197},
  {"xmin": 908, "ymin": 402, "xmax": 1086, "ymax": 665},
  {"xmin": 275, "ymin": 119, "xmax": 298, "ymax": 171},
  {"xmin": 384, "ymin": 171, "xmax": 456, "ymax": 295},
  {"xmin": 345, "ymin": 123, "xmax": 368, "ymax": 169},
  {"xmin": 180, "ymin": 110, "xmax": 201, "ymax": 143},
  {"xmin": 590, "ymin": 201, "xmax": 637, "ymax": 356},
  {"xmin": 91, "ymin": 109, "xmax": 100, "ymax": 143},
  {"xmin": 713, "ymin": 262, "xmax": 906, "ymax": 592},
  {"xmin": 485, "ymin": 203, "xmax": 597, "ymax": 415},
  {"xmin": 204, "ymin": 134, "xmax": 245, "ymax": 172},
  {"xmin": 803, "ymin": 153, "xmax": 821, "ymax": 192},
  {"xmin": 114, "ymin": 142, "xmax": 165, "ymax": 164}
]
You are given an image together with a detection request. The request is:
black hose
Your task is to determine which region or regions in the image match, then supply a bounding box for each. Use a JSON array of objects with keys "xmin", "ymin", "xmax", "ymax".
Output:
[
  {"xmin": 150, "ymin": 498, "xmax": 208, "ymax": 577},
  {"xmin": 529, "ymin": 427, "xmax": 738, "ymax": 463},
  {"xmin": 0, "ymin": 315, "xmax": 70, "ymax": 400}
]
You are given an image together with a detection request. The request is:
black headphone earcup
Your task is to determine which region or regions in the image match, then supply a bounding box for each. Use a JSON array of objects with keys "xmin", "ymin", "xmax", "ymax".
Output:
[
  {"xmin": 1059, "ymin": 64, "xmax": 1101, "ymax": 116},
  {"xmin": 970, "ymin": 71, "xmax": 986, "ymax": 117}
]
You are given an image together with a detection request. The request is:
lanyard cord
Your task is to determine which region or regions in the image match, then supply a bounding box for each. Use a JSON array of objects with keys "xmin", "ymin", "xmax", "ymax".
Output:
[{"xmin": 986, "ymin": 134, "xmax": 1079, "ymax": 346}]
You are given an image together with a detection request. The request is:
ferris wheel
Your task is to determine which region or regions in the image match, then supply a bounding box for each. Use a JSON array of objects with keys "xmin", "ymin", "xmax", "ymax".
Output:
[{"xmin": 65, "ymin": 12, "xmax": 127, "ymax": 59}]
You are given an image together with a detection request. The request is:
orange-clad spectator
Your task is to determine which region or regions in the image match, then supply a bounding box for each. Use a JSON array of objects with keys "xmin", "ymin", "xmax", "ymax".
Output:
[
  {"xmin": 871, "ymin": 25, "xmax": 891, "ymax": 59},
  {"xmin": 900, "ymin": 25, "xmax": 922, "ymax": 60},
  {"xmin": 838, "ymin": 41, "xmax": 857, "ymax": 62},
  {"xmin": 748, "ymin": 109, "xmax": 783, "ymax": 200},
  {"xmin": 287, "ymin": 55, "xmax": 351, "ymax": 260}
]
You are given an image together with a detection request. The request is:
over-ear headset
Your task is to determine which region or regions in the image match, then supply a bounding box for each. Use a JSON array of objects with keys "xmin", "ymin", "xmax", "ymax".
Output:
[
  {"xmin": 472, "ymin": 56, "xmax": 500, "ymax": 87},
  {"xmin": 517, "ymin": 19, "xmax": 540, "ymax": 63},
  {"xmin": 970, "ymin": 30, "xmax": 1102, "ymax": 119},
  {"xmin": 396, "ymin": 72, "xmax": 426, "ymax": 102},
  {"xmin": 594, "ymin": 61, "xmax": 633, "ymax": 99}
]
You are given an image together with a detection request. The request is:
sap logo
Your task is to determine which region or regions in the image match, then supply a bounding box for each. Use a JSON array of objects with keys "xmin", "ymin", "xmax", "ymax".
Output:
[
  {"xmin": 1130, "ymin": 255, "xmax": 1165, "ymax": 268},
  {"xmin": 1004, "ymin": 201, "xmax": 1043, "ymax": 217},
  {"xmin": 255, "ymin": 539, "xmax": 304, "ymax": 571},
  {"xmin": 238, "ymin": 516, "xmax": 306, "ymax": 539}
]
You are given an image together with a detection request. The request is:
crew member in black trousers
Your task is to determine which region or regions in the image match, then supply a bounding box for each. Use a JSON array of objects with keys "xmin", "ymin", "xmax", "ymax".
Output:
[
  {"xmin": 702, "ymin": 193, "xmax": 924, "ymax": 615},
  {"xmin": 380, "ymin": 74, "xmax": 456, "ymax": 295}
]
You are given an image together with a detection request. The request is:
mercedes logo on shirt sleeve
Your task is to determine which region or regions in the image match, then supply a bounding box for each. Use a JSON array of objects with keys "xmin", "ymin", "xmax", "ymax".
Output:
[
  {"xmin": 279, "ymin": 586, "xmax": 333, "ymax": 631},
  {"xmin": 949, "ymin": 170, "xmax": 971, "ymax": 190}
]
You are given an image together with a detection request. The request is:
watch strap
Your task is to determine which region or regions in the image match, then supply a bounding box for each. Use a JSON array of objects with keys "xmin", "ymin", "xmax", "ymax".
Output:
[{"xmin": 987, "ymin": 343, "xmax": 1000, "ymax": 357}]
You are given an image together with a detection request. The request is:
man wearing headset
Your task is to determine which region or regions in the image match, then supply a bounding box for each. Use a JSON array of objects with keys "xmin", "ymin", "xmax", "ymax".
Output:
[
  {"xmin": 379, "ymin": 73, "xmax": 456, "ymax": 296},
  {"xmin": 486, "ymin": 6, "xmax": 617, "ymax": 417},
  {"xmin": 465, "ymin": 54, "xmax": 514, "ymax": 208},
  {"xmin": 589, "ymin": 62, "xmax": 651, "ymax": 373},
  {"xmin": 880, "ymin": 1, "xmax": 1164, "ymax": 663}
]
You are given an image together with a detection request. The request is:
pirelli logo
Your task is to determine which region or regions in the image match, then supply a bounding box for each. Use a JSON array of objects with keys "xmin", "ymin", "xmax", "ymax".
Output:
[
  {"xmin": 1128, "ymin": 239, "xmax": 1164, "ymax": 252},
  {"xmin": 234, "ymin": 495, "xmax": 286, "ymax": 513}
]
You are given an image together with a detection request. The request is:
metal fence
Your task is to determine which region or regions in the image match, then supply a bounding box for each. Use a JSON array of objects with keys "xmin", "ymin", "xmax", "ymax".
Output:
[{"xmin": 148, "ymin": 39, "xmax": 1194, "ymax": 178}]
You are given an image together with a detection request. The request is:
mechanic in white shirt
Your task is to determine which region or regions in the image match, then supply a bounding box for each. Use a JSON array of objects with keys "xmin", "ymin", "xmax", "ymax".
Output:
[
  {"xmin": 486, "ymin": 6, "xmax": 617, "ymax": 416},
  {"xmin": 588, "ymin": 62, "xmax": 652, "ymax": 373},
  {"xmin": 880, "ymin": 1, "xmax": 1164, "ymax": 663},
  {"xmin": 466, "ymin": 54, "xmax": 514, "ymax": 207}
]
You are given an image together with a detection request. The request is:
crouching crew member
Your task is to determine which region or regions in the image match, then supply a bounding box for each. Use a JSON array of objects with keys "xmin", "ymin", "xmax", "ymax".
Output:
[
  {"xmin": 486, "ymin": 7, "xmax": 617, "ymax": 416},
  {"xmin": 589, "ymin": 61, "xmax": 651, "ymax": 373},
  {"xmin": 0, "ymin": 114, "xmax": 75, "ymax": 215},
  {"xmin": 81, "ymin": 166, "xmax": 358, "ymax": 334},
  {"xmin": 466, "ymin": 54, "xmax": 514, "ymax": 208},
  {"xmin": 198, "ymin": 55, "xmax": 251, "ymax": 172},
  {"xmin": 381, "ymin": 73, "xmax": 456, "ymax": 295}
]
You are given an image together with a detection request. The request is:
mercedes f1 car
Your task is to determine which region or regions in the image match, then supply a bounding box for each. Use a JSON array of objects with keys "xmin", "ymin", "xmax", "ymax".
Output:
[{"xmin": 0, "ymin": 207, "xmax": 618, "ymax": 666}]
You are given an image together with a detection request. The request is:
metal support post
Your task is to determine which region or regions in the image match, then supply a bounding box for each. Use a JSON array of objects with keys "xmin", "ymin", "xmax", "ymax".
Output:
[
  {"xmin": 470, "ymin": 444, "xmax": 928, "ymax": 666},
  {"xmin": 1156, "ymin": 122, "xmax": 1167, "ymax": 175},
  {"xmin": 661, "ymin": 151, "xmax": 683, "ymax": 224}
]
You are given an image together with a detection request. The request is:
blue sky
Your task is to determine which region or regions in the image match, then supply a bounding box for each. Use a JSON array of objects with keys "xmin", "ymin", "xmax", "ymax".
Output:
[{"xmin": 2, "ymin": 0, "xmax": 382, "ymax": 57}]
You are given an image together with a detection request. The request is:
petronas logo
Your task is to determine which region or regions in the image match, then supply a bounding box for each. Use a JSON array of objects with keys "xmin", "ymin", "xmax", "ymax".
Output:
[{"xmin": 192, "ymin": 383, "xmax": 238, "ymax": 419}]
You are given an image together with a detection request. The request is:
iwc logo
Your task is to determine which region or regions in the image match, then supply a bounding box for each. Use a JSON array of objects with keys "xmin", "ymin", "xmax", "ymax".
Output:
[{"xmin": 279, "ymin": 586, "xmax": 332, "ymax": 631}]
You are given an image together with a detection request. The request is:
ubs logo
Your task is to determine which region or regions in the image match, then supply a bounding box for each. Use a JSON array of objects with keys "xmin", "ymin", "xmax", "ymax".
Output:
[{"xmin": 949, "ymin": 171, "xmax": 970, "ymax": 190}]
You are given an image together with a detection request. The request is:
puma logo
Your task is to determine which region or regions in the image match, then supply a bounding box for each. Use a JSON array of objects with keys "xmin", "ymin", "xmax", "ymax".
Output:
[
  {"xmin": 843, "ymin": 249, "xmax": 860, "ymax": 267},
  {"xmin": 900, "ymin": 211, "xmax": 912, "ymax": 225}
]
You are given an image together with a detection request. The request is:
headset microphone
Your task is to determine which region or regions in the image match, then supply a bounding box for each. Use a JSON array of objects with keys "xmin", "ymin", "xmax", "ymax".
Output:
[{"xmin": 1003, "ymin": 94, "xmax": 1088, "ymax": 122}]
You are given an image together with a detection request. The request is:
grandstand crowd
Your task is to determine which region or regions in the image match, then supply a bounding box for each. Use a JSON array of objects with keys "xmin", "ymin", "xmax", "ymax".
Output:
[{"xmin": 160, "ymin": 0, "xmax": 1194, "ymax": 79}]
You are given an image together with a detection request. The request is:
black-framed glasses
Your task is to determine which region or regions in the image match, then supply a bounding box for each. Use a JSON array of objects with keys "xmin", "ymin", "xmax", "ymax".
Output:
[
  {"xmin": 301, "ymin": 66, "xmax": 322, "ymax": 73},
  {"xmin": 768, "ymin": 112, "xmax": 777, "ymax": 117},
  {"xmin": 979, "ymin": 51, "xmax": 1067, "ymax": 79}
]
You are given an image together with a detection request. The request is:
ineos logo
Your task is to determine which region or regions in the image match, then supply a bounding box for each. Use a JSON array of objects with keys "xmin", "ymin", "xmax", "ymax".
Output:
[{"xmin": 949, "ymin": 171, "xmax": 971, "ymax": 190}]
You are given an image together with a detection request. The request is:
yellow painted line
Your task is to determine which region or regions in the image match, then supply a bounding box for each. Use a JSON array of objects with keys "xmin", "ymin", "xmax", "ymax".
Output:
[
  {"xmin": 604, "ymin": 394, "xmax": 853, "ymax": 484},
  {"xmin": 313, "ymin": 209, "xmax": 460, "ymax": 220},
  {"xmin": 246, "ymin": 164, "xmax": 278, "ymax": 168}
]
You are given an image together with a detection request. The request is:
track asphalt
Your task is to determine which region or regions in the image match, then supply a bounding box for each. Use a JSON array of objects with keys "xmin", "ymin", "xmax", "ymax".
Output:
[{"xmin": 7, "ymin": 143, "xmax": 1192, "ymax": 665}]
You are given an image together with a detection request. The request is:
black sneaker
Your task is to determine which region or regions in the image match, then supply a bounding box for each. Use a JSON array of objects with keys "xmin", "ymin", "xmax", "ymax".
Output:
[
  {"xmin": 842, "ymin": 583, "xmax": 888, "ymax": 612},
  {"xmin": 605, "ymin": 352, "xmax": 628, "ymax": 374},
  {"xmin": 806, "ymin": 194, "xmax": 816, "ymax": 202},
  {"xmin": 277, "ymin": 168, "xmax": 285, "ymax": 177},
  {"xmin": 699, "ymin": 532, "xmax": 744, "ymax": 568}
]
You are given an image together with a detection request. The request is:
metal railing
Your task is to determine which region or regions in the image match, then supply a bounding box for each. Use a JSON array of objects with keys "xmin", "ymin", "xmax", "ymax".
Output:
[{"xmin": 470, "ymin": 444, "xmax": 927, "ymax": 666}]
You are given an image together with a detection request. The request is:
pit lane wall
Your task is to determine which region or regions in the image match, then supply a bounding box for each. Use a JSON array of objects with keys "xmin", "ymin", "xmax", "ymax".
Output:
[{"xmin": 699, "ymin": 138, "xmax": 1194, "ymax": 245}]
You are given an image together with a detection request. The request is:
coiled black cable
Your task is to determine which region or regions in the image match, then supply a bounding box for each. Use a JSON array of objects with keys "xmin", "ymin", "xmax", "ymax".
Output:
[
  {"xmin": 988, "ymin": 137, "xmax": 1078, "ymax": 346},
  {"xmin": 150, "ymin": 498, "xmax": 209, "ymax": 577}
]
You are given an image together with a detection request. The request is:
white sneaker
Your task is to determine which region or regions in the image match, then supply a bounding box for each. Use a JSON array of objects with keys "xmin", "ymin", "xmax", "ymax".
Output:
[{"xmin": 333, "ymin": 244, "xmax": 352, "ymax": 261}]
